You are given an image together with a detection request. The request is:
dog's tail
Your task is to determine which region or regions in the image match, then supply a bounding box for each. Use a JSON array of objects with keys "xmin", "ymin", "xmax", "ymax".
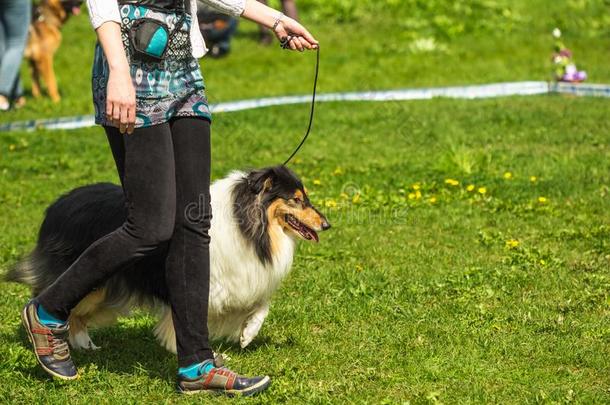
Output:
[{"xmin": 5, "ymin": 248, "xmax": 50, "ymax": 295}]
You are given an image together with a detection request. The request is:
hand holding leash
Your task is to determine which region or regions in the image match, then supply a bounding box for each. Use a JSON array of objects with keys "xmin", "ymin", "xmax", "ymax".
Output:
[{"xmin": 273, "ymin": 14, "xmax": 318, "ymax": 52}]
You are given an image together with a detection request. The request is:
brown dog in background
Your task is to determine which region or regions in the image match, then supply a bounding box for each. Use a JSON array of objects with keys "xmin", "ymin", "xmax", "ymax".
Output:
[{"xmin": 24, "ymin": 0, "xmax": 83, "ymax": 103}]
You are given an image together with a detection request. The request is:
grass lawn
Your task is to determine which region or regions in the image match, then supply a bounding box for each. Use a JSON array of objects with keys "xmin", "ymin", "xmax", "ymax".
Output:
[{"xmin": 1, "ymin": 1, "xmax": 609, "ymax": 403}]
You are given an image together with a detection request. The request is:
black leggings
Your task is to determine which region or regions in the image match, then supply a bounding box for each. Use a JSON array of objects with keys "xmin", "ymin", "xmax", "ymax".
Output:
[{"xmin": 37, "ymin": 117, "xmax": 213, "ymax": 366}]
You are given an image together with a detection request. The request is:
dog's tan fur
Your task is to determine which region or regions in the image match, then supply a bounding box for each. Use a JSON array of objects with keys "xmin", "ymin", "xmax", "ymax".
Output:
[
  {"xmin": 24, "ymin": 0, "xmax": 74, "ymax": 103},
  {"xmin": 68, "ymin": 288, "xmax": 130, "ymax": 350}
]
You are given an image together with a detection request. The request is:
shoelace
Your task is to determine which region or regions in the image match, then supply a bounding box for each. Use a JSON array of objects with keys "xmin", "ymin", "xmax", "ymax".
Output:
[{"xmin": 48, "ymin": 328, "xmax": 70, "ymax": 357}]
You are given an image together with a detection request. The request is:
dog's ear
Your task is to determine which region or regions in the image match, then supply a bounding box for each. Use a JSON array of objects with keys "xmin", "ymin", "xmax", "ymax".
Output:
[{"xmin": 248, "ymin": 169, "xmax": 274, "ymax": 194}]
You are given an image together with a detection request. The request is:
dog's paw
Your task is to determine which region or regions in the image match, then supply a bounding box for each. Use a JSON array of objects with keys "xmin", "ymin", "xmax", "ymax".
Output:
[
  {"xmin": 240, "ymin": 315, "xmax": 267, "ymax": 348},
  {"xmin": 239, "ymin": 305, "xmax": 270, "ymax": 349},
  {"xmin": 70, "ymin": 331, "xmax": 100, "ymax": 351},
  {"xmin": 240, "ymin": 333, "xmax": 255, "ymax": 349}
]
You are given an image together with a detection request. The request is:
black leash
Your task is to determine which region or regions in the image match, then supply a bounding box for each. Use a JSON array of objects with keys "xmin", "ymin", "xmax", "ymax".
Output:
[{"xmin": 281, "ymin": 40, "xmax": 320, "ymax": 166}]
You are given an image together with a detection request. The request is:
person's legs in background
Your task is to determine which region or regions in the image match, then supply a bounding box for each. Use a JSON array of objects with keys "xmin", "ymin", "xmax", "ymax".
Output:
[
  {"xmin": 281, "ymin": 0, "xmax": 299, "ymax": 21},
  {"xmin": 0, "ymin": 17, "xmax": 6, "ymax": 64},
  {"xmin": 11, "ymin": 75, "xmax": 26, "ymax": 108},
  {"xmin": 0, "ymin": 5, "xmax": 7, "ymax": 110},
  {"xmin": 257, "ymin": 0, "xmax": 299, "ymax": 45},
  {"xmin": 0, "ymin": 0, "xmax": 31, "ymax": 110}
]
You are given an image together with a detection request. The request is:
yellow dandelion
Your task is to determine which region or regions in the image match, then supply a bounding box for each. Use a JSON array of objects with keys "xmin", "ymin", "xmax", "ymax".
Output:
[
  {"xmin": 478, "ymin": 187, "xmax": 487, "ymax": 195},
  {"xmin": 539, "ymin": 259, "xmax": 546, "ymax": 265},
  {"xmin": 333, "ymin": 167, "xmax": 343, "ymax": 176},
  {"xmin": 313, "ymin": 179, "xmax": 321, "ymax": 186},
  {"xmin": 352, "ymin": 194, "xmax": 361, "ymax": 204},
  {"xmin": 503, "ymin": 171, "xmax": 513, "ymax": 180},
  {"xmin": 429, "ymin": 196, "xmax": 437, "ymax": 203},
  {"xmin": 412, "ymin": 183, "xmax": 421, "ymax": 191},
  {"xmin": 530, "ymin": 176, "xmax": 537, "ymax": 183},
  {"xmin": 445, "ymin": 178, "xmax": 459, "ymax": 186},
  {"xmin": 505, "ymin": 239, "xmax": 519, "ymax": 248},
  {"xmin": 325, "ymin": 199, "xmax": 337, "ymax": 208},
  {"xmin": 415, "ymin": 190, "xmax": 422, "ymax": 199},
  {"xmin": 538, "ymin": 196, "xmax": 548, "ymax": 203},
  {"xmin": 466, "ymin": 184, "xmax": 475, "ymax": 192},
  {"xmin": 408, "ymin": 193, "xmax": 416, "ymax": 200}
]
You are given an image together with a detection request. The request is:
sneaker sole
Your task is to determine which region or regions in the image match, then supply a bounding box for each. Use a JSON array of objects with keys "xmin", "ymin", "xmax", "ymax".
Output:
[
  {"xmin": 178, "ymin": 375, "xmax": 271, "ymax": 397},
  {"xmin": 21, "ymin": 303, "xmax": 79, "ymax": 381}
]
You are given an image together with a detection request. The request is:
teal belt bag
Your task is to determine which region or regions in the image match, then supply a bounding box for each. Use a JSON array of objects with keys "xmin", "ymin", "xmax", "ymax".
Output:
[{"xmin": 128, "ymin": 15, "xmax": 184, "ymax": 61}]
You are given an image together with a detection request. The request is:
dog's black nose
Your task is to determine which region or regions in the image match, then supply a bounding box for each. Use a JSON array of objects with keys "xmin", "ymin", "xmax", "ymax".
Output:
[{"xmin": 321, "ymin": 220, "xmax": 331, "ymax": 231}]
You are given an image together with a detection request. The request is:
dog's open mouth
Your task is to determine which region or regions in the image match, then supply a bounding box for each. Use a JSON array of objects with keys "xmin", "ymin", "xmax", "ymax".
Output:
[{"xmin": 285, "ymin": 214, "xmax": 319, "ymax": 242}]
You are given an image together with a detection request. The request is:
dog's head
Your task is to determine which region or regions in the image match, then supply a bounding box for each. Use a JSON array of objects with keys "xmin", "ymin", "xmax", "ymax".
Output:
[
  {"xmin": 246, "ymin": 166, "xmax": 330, "ymax": 243},
  {"xmin": 60, "ymin": 0, "xmax": 83, "ymax": 16},
  {"xmin": 42, "ymin": 0, "xmax": 83, "ymax": 21}
]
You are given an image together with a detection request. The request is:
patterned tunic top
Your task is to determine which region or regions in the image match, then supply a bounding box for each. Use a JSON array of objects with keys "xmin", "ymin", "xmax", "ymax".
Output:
[{"xmin": 92, "ymin": 4, "xmax": 213, "ymax": 128}]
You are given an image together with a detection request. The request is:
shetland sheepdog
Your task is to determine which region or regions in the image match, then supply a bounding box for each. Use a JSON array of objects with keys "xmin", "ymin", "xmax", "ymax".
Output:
[{"xmin": 7, "ymin": 165, "xmax": 330, "ymax": 353}]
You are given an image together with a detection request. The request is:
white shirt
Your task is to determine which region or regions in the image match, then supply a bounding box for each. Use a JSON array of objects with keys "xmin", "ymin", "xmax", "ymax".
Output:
[{"xmin": 86, "ymin": 0, "xmax": 246, "ymax": 58}]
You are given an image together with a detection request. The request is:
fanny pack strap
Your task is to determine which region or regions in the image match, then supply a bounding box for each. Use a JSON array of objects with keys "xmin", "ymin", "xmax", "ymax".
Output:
[{"xmin": 117, "ymin": 0, "xmax": 188, "ymax": 13}]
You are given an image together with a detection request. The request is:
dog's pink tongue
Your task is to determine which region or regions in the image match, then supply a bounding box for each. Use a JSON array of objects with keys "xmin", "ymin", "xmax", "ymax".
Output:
[{"xmin": 72, "ymin": 6, "xmax": 81, "ymax": 15}]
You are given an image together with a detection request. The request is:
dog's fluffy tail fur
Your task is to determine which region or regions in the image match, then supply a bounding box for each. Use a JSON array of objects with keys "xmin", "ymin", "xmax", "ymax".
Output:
[{"xmin": 5, "ymin": 249, "xmax": 46, "ymax": 295}]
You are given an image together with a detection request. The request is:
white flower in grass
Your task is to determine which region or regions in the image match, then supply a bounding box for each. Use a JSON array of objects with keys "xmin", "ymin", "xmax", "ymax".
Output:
[
  {"xmin": 409, "ymin": 37, "xmax": 447, "ymax": 54},
  {"xmin": 552, "ymin": 28, "xmax": 562, "ymax": 38}
]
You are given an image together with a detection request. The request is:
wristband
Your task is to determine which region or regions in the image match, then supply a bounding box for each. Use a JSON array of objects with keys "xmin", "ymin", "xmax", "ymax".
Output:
[{"xmin": 272, "ymin": 12, "xmax": 284, "ymax": 31}]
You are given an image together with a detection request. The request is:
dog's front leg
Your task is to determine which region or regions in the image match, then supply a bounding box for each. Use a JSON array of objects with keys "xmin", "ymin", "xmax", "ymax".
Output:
[
  {"xmin": 240, "ymin": 302, "xmax": 270, "ymax": 348},
  {"xmin": 29, "ymin": 59, "xmax": 42, "ymax": 98},
  {"xmin": 68, "ymin": 315, "xmax": 100, "ymax": 350},
  {"xmin": 39, "ymin": 55, "xmax": 60, "ymax": 103}
]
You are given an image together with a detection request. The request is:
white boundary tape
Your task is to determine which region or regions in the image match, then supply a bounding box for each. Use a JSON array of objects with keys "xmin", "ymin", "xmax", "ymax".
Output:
[{"xmin": 1, "ymin": 81, "xmax": 608, "ymax": 132}]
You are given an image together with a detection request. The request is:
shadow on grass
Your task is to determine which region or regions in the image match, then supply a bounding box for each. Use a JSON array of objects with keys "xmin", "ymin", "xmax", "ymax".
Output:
[
  {"xmin": 73, "ymin": 325, "xmax": 176, "ymax": 379},
  {"xmin": 9, "ymin": 323, "xmax": 174, "ymax": 382}
]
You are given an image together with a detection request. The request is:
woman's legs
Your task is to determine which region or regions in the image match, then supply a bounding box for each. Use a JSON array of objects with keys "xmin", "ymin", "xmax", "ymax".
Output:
[
  {"xmin": 36, "ymin": 123, "xmax": 177, "ymax": 320},
  {"xmin": 165, "ymin": 118, "xmax": 271, "ymax": 395},
  {"xmin": 106, "ymin": 117, "xmax": 214, "ymax": 367},
  {"xmin": 166, "ymin": 117, "xmax": 214, "ymax": 367},
  {"xmin": 0, "ymin": 0, "xmax": 31, "ymax": 101}
]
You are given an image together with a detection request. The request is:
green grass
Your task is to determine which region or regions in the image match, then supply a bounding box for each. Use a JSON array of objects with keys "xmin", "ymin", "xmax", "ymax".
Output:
[{"xmin": 1, "ymin": 1, "xmax": 609, "ymax": 403}]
